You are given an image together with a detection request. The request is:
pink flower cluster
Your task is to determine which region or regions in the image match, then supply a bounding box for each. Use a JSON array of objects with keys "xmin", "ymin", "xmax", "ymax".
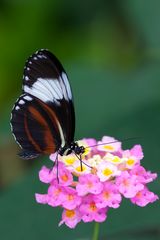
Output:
[{"xmin": 35, "ymin": 136, "xmax": 159, "ymax": 228}]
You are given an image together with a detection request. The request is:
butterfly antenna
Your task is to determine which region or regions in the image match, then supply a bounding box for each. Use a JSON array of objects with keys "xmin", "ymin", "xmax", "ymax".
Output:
[{"xmin": 85, "ymin": 136, "xmax": 142, "ymax": 149}]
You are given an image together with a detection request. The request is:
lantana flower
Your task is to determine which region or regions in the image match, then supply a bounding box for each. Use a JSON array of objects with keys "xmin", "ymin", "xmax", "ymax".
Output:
[{"xmin": 35, "ymin": 136, "xmax": 158, "ymax": 228}]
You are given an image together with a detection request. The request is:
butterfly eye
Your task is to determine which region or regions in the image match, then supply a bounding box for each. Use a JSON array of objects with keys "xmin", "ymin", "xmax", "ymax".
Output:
[
  {"xmin": 70, "ymin": 142, "xmax": 76, "ymax": 150},
  {"xmin": 80, "ymin": 146, "xmax": 85, "ymax": 154}
]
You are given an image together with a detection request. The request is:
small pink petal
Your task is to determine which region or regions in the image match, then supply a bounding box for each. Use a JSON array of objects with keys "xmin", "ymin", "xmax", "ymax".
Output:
[
  {"xmin": 131, "ymin": 187, "xmax": 159, "ymax": 207},
  {"xmin": 49, "ymin": 152, "xmax": 57, "ymax": 162},
  {"xmin": 76, "ymin": 174, "xmax": 103, "ymax": 196},
  {"xmin": 130, "ymin": 145, "xmax": 144, "ymax": 160},
  {"xmin": 39, "ymin": 166, "xmax": 54, "ymax": 183},
  {"xmin": 59, "ymin": 208, "xmax": 81, "ymax": 228},
  {"xmin": 35, "ymin": 193, "xmax": 48, "ymax": 204}
]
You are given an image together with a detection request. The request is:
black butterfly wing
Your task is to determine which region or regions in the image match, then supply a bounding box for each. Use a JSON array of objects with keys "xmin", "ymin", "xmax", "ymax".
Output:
[
  {"xmin": 11, "ymin": 93, "xmax": 62, "ymax": 158},
  {"xmin": 11, "ymin": 49, "xmax": 75, "ymax": 159},
  {"xmin": 23, "ymin": 49, "xmax": 75, "ymax": 145}
]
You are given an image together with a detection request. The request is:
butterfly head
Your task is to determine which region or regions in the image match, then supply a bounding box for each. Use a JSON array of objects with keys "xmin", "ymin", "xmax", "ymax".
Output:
[
  {"xmin": 70, "ymin": 142, "xmax": 85, "ymax": 155},
  {"xmin": 58, "ymin": 142, "xmax": 85, "ymax": 156}
]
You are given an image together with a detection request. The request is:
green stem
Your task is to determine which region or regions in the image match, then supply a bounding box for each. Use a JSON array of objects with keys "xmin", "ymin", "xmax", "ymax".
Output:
[{"xmin": 92, "ymin": 222, "xmax": 100, "ymax": 240}]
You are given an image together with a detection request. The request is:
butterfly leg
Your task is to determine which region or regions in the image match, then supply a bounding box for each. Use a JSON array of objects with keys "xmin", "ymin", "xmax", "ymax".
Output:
[
  {"xmin": 79, "ymin": 154, "xmax": 83, "ymax": 171},
  {"xmin": 51, "ymin": 152, "xmax": 59, "ymax": 183},
  {"xmin": 74, "ymin": 153, "xmax": 92, "ymax": 171}
]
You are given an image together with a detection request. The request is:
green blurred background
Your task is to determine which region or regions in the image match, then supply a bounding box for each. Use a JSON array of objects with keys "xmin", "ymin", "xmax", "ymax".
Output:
[{"xmin": 0, "ymin": 0, "xmax": 160, "ymax": 239}]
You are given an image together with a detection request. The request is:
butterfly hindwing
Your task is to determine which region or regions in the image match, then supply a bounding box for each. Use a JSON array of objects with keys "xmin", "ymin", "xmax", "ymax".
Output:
[
  {"xmin": 18, "ymin": 151, "xmax": 40, "ymax": 160},
  {"xmin": 11, "ymin": 94, "xmax": 61, "ymax": 158}
]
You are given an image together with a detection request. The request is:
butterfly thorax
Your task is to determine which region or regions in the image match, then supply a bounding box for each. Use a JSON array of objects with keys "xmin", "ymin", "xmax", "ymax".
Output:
[{"xmin": 58, "ymin": 142, "xmax": 85, "ymax": 156}]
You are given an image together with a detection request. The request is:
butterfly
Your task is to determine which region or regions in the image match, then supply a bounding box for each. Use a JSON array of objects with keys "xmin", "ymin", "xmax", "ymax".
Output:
[{"xmin": 10, "ymin": 49, "xmax": 85, "ymax": 160}]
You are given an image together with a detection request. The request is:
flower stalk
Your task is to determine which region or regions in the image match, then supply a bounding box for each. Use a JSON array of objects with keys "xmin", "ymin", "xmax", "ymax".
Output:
[{"xmin": 92, "ymin": 222, "xmax": 100, "ymax": 240}]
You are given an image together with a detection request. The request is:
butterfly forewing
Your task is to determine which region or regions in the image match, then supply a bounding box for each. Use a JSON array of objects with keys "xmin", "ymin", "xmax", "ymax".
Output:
[{"xmin": 11, "ymin": 49, "xmax": 75, "ymax": 159}]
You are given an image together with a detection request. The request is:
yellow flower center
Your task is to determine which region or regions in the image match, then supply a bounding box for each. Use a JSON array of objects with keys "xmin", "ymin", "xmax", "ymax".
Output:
[
  {"xmin": 103, "ymin": 191, "xmax": 110, "ymax": 199},
  {"xmin": 54, "ymin": 188, "xmax": 61, "ymax": 196},
  {"xmin": 136, "ymin": 191, "xmax": 142, "ymax": 198},
  {"xmin": 68, "ymin": 194, "xmax": 74, "ymax": 201},
  {"xmin": 61, "ymin": 174, "xmax": 69, "ymax": 182},
  {"xmin": 65, "ymin": 209, "xmax": 75, "ymax": 218},
  {"xmin": 75, "ymin": 165, "xmax": 86, "ymax": 172},
  {"xmin": 123, "ymin": 179, "xmax": 129, "ymax": 186},
  {"xmin": 64, "ymin": 157, "xmax": 75, "ymax": 165},
  {"xmin": 112, "ymin": 156, "xmax": 121, "ymax": 163},
  {"xmin": 82, "ymin": 147, "xmax": 90, "ymax": 156},
  {"xmin": 127, "ymin": 158, "xmax": 135, "ymax": 166},
  {"xmin": 103, "ymin": 168, "xmax": 113, "ymax": 176},
  {"xmin": 104, "ymin": 145, "xmax": 114, "ymax": 151},
  {"xmin": 89, "ymin": 202, "xmax": 97, "ymax": 211},
  {"xmin": 87, "ymin": 181, "xmax": 93, "ymax": 188}
]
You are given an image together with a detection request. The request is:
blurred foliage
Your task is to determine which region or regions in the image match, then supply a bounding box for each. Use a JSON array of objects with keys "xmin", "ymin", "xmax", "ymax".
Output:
[
  {"xmin": 0, "ymin": 0, "xmax": 149, "ymax": 108},
  {"xmin": 0, "ymin": 0, "xmax": 160, "ymax": 239}
]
